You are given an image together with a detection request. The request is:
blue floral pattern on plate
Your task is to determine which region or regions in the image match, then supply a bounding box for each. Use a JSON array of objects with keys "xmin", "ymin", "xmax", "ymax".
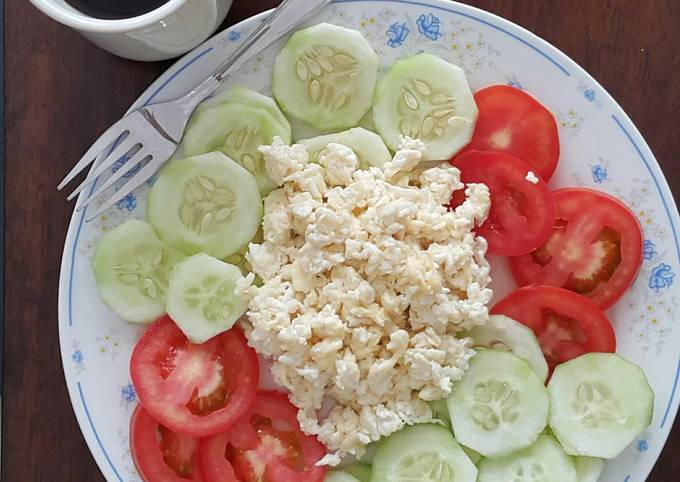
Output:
[
  {"xmin": 71, "ymin": 340, "xmax": 86, "ymax": 375},
  {"xmin": 650, "ymin": 263, "xmax": 676, "ymax": 292},
  {"xmin": 416, "ymin": 13, "xmax": 443, "ymax": 41},
  {"xmin": 638, "ymin": 438, "xmax": 650, "ymax": 452},
  {"xmin": 115, "ymin": 192, "xmax": 136, "ymax": 212},
  {"xmin": 591, "ymin": 163, "xmax": 608, "ymax": 184},
  {"xmin": 387, "ymin": 22, "xmax": 410, "ymax": 47},
  {"xmin": 644, "ymin": 240, "xmax": 659, "ymax": 261},
  {"xmin": 578, "ymin": 80, "xmax": 604, "ymax": 109},
  {"xmin": 121, "ymin": 384, "xmax": 136, "ymax": 404},
  {"xmin": 506, "ymin": 75, "xmax": 523, "ymax": 89},
  {"xmin": 72, "ymin": 350, "xmax": 84, "ymax": 364}
]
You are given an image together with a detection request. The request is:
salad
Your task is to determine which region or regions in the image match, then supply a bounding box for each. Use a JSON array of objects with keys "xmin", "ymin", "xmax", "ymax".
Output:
[{"xmin": 89, "ymin": 22, "xmax": 653, "ymax": 482}]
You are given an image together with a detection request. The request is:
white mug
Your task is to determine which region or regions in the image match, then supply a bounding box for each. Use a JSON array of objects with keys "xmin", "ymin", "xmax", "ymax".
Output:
[{"xmin": 29, "ymin": 0, "xmax": 233, "ymax": 61}]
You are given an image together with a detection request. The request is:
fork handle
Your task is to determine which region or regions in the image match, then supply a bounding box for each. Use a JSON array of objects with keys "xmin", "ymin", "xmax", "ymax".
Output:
[
  {"xmin": 175, "ymin": 0, "xmax": 332, "ymax": 114},
  {"xmin": 213, "ymin": 0, "xmax": 296, "ymax": 81}
]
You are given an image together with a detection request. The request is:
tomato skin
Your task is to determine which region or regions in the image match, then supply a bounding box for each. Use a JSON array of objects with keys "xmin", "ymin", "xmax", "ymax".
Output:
[
  {"xmin": 130, "ymin": 316, "xmax": 259, "ymax": 437},
  {"xmin": 198, "ymin": 432, "xmax": 240, "ymax": 482},
  {"xmin": 491, "ymin": 285, "xmax": 616, "ymax": 371},
  {"xmin": 200, "ymin": 391, "xmax": 327, "ymax": 482},
  {"xmin": 509, "ymin": 188, "xmax": 644, "ymax": 308},
  {"xmin": 461, "ymin": 85, "xmax": 560, "ymax": 181},
  {"xmin": 452, "ymin": 150, "xmax": 555, "ymax": 256},
  {"xmin": 130, "ymin": 406, "xmax": 204, "ymax": 482}
]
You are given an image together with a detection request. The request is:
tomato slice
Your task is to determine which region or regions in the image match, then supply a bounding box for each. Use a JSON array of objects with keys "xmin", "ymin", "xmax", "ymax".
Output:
[
  {"xmin": 199, "ymin": 391, "xmax": 327, "ymax": 482},
  {"xmin": 197, "ymin": 432, "xmax": 239, "ymax": 482},
  {"xmin": 509, "ymin": 188, "xmax": 643, "ymax": 308},
  {"xmin": 451, "ymin": 150, "xmax": 555, "ymax": 256},
  {"xmin": 130, "ymin": 316, "xmax": 259, "ymax": 437},
  {"xmin": 491, "ymin": 285, "xmax": 616, "ymax": 371},
  {"xmin": 130, "ymin": 406, "xmax": 204, "ymax": 481},
  {"xmin": 460, "ymin": 85, "xmax": 560, "ymax": 180}
]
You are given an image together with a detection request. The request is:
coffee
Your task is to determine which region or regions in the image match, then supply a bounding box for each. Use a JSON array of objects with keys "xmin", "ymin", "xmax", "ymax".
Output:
[{"xmin": 65, "ymin": 0, "xmax": 170, "ymax": 20}]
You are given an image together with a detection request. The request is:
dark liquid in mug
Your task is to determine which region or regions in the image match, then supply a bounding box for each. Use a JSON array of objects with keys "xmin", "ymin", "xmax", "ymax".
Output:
[{"xmin": 65, "ymin": 0, "xmax": 171, "ymax": 20}]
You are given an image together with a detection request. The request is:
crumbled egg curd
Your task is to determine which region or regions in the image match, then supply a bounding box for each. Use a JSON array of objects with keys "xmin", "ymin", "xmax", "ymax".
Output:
[
  {"xmin": 525, "ymin": 170, "xmax": 540, "ymax": 184},
  {"xmin": 235, "ymin": 136, "xmax": 493, "ymax": 466}
]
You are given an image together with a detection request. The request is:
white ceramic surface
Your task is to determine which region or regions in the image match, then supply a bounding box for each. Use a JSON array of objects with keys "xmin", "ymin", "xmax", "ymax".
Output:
[
  {"xmin": 29, "ymin": 0, "xmax": 233, "ymax": 61},
  {"xmin": 58, "ymin": 1, "xmax": 680, "ymax": 481}
]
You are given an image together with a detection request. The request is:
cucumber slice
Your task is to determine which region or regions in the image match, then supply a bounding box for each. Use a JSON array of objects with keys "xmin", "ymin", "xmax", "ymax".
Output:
[
  {"xmin": 291, "ymin": 116, "xmax": 324, "ymax": 142},
  {"xmin": 461, "ymin": 446, "xmax": 482, "ymax": 466},
  {"xmin": 224, "ymin": 247, "xmax": 251, "ymax": 276},
  {"xmin": 198, "ymin": 86, "xmax": 291, "ymax": 137},
  {"xmin": 148, "ymin": 152, "xmax": 263, "ymax": 259},
  {"xmin": 575, "ymin": 457, "xmax": 605, "ymax": 482},
  {"xmin": 358, "ymin": 109, "xmax": 376, "ymax": 132},
  {"xmin": 299, "ymin": 127, "xmax": 392, "ymax": 169},
  {"xmin": 360, "ymin": 443, "xmax": 378, "ymax": 465},
  {"xmin": 548, "ymin": 353, "xmax": 654, "ymax": 459},
  {"xmin": 373, "ymin": 53, "xmax": 478, "ymax": 160},
  {"xmin": 223, "ymin": 227, "xmax": 263, "ymax": 276},
  {"xmin": 372, "ymin": 424, "xmax": 477, "ymax": 482},
  {"xmin": 344, "ymin": 464, "xmax": 371, "ymax": 482},
  {"xmin": 290, "ymin": 103, "xmax": 375, "ymax": 141},
  {"xmin": 468, "ymin": 315, "xmax": 549, "ymax": 382},
  {"xmin": 182, "ymin": 102, "xmax": 289, "ymax": 194},
  {"xmin": 448, "ymin": 349, "xmax": 549, "ymax": 458},
  {"xmin": 326, "ymin": 472, "xmax": 360, "ymax": 482},
  {"xmin": 478, "ymin": 435, "xmax": 577, "ymax": 482},
  {"xmin": 429, "ymin": 398, "xmax": 451, "ymax": 426},
  {"xmin": 429, "ymin": 398, "xmax": 485, "ymax": 466},
  {"xmin": 166, "ymin": 253, "xmax": 247, "ymax": 343},
  {"xmin": 273, "ymin": 23, "xmax": 378, "ymax": 131},
  {"xmin": 92, "ymin": 220, "xmax": 186, "ymax": 324}
]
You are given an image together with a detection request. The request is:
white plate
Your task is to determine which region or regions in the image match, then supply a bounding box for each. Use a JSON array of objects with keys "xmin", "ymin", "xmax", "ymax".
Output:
[{"xmin": 58, "ymin": 1, "xmax": 680, "ymax": 480}]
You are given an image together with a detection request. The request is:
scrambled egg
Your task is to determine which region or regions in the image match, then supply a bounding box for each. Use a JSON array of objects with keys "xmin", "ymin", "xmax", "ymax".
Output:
[
  {"xmin": 236, "ymin": 137, "xmax": 492, "ymax": 465},
  {"xmin": 525, "ymin": 170, "xmax": 539, "ymax": 184}
]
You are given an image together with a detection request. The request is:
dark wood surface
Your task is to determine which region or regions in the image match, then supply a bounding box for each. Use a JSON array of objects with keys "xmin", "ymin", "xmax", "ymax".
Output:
[{"xmin": 4, "ymin": 0, "xmax": 680, "ymax": 480}]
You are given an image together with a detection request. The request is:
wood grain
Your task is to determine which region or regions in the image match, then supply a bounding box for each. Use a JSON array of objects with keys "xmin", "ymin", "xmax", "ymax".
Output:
[{"xmin": 3, "ymin": 0, "xmax": 679, "ymax": 480}]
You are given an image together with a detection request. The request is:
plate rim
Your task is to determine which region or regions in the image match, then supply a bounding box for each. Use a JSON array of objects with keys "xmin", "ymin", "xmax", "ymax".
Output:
[{"xmin": 58, "ymin": 1, "xmax": 680, "ymax": 480}]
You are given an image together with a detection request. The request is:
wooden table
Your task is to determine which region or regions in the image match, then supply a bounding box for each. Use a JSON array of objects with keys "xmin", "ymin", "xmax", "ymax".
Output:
[{"xmin": 4, "ymin": 0, "xmax": 680, "ymax": 479}]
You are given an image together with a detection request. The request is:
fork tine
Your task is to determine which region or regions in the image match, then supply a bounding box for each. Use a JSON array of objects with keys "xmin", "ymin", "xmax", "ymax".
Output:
[
  {"xmin": 74, "ymin": 148, "xmax": 110, "ymax": 210},
  {"xmin": 85, "ymin": 155, "xmax": 165, "ymax": 222},
  {"xmin": 57, "ymin": 124, "xmax": 130, "ymax": 191},
  {"xmin": 77, "ymin": 148, "xmax": 150, "ymax": 209},
  {"xmin": 66, "ymin": 136, "xmax": 140, "ymax": 201}
]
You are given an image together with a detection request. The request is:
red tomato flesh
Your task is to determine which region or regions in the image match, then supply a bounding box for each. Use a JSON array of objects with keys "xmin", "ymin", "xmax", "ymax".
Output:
[
  {"xmin": 451, "ymin": 150, "xmax": 555, "ymax": 256},
  {"xmin": 509, "ymin": 188, "xmax": 643, "ymax": 308},
  {"xmin": 199, "ymin": 391, "xmax": 327, "ymax": 482},
  {"xmin": 491, "ymin": 285, "xmax": 616, "ymax": 371},
  {"xmin": 461, "ymin": 85, "xmax": 560, "ymax": 181},
  {"xmin": 130, "ymin": 406, "xmax": 204, "ymax": 481},
  {"xmin": 197, "ymin": 432, "xmax": 239, "ymax": 482},
  {"xmin": 130, "ymin": 316, "xmax": 259, "ymax": 437}
]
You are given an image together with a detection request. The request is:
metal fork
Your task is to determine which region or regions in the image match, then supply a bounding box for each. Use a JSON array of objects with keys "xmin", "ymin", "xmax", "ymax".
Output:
[{"xmin": 58, "ymin": 0, "xmax": 333, "ymax": 221}]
